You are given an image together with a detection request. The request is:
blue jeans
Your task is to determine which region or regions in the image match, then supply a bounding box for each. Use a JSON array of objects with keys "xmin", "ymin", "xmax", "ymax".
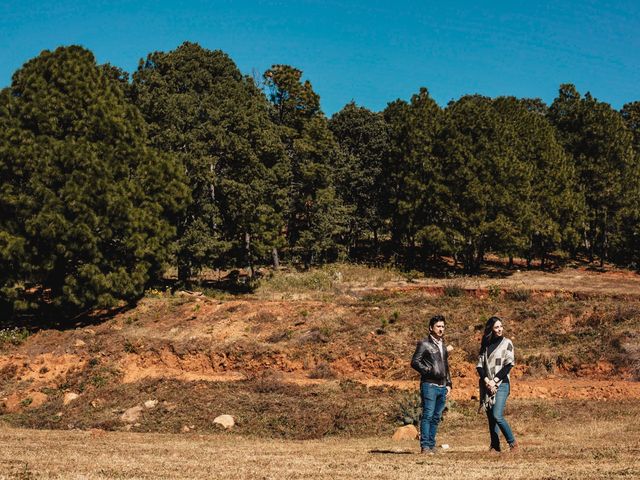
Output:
[
  {"xmin": 420, "ymin": 383, "xmax": 447, "ymax": 449},
  {"xmin": 487, "ymin": 382, "xmax": 516, "ymax": 450}
]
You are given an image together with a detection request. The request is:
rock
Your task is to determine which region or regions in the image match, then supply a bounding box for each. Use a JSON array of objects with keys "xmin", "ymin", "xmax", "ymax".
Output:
[
  {"xmin": 181, "ymin": 425, "xmax": 191, "ymax": 433},
  {"xmin": 90, "ymin": 398, "xmax": 105, "ymax": 409},
  {"xmin": 28, "ymin": 392, "xmax": 48, "ymax": 409},
  {"xmin": 163, "ymin": 401, "xmax": 177, "ymax": 411},
  {"xmin": 446, "ymin": 344, "xmax": 454, "ymax": 353},
  {"xmin": 441, "ymin": 444, "xmax": 450, "ymax": 450},
  {"xmin": 177, "ymin": 290, "xmax": 203, "ymax": 297},
  {"xmin": 144, "ymin": 400, "xmax": 158, "ymax": 409},
  {"xmin": 120, "ymin": 405, "xmax": 143, "ymax": 423},
  {"xmin": 392, "ymin": 424, "xmax": 419, "ymax": 441},
  {"xmin": 63, "ymin": 392, "xmax": 80, "ymax": 405},
  {"xmin": 213, "ymin": 414, "xmax": 235, "ymax": 429},
  {"xmin": 74, "ymin": 339, "xmax": 86, "ymax": 348}
]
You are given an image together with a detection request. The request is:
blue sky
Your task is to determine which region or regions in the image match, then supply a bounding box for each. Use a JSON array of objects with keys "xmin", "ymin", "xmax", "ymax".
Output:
[{"xmin": 1, "ymin": 0, "xmax": 638, "ymax": 115}]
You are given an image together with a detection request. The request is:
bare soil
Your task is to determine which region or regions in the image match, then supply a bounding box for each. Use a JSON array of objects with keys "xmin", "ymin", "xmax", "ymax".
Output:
[{"xmin": 1, "ymin": 265, "xmax": 640, "ymax": 438}]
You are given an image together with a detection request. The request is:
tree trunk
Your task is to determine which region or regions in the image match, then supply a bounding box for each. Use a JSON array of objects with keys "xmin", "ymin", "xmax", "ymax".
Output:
[
  {"xmin": 272, "ymin": 247, "xmax": 280, "ymax": 269},
  {"xmin": 245, "ymin": 232, "xmax": 254, "ymax": 278},
  {"xmin": 373, "ymin": 228, "xmax": 379, "ymax": 255},
  {"xmin": 177, "ymin": 261, "xmax": 191, "ymax": 287},
  {"xmin": 600, "ymin": 209, "xmax": 608, "ymax": 268}
]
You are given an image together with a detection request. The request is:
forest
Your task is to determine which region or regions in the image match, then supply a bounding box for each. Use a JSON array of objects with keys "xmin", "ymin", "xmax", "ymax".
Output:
[{"xmin": 2, "ymin": 42, "xmax": 640, "ymax": 316}]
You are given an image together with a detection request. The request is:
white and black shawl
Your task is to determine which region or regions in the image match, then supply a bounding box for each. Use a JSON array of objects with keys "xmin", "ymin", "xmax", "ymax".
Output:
[{"xmin": 477, "ymin": 337, "xmax": 515, "ymax": 411}]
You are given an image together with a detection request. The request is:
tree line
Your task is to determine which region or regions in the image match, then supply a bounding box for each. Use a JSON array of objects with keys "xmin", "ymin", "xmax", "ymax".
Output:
[{"xmin": 1, "ymin": 42, "xmax": 640, "ymax": 316}]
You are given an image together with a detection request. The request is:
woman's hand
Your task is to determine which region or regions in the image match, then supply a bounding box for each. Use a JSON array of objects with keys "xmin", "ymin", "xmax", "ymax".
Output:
[{"xmin": 485, "ymin": 377, "xmax": 497, "ymax": 395}]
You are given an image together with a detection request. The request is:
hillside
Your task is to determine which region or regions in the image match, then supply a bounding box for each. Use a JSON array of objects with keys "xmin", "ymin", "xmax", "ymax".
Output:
[{"xmin": 1, "ymin": 264, "xmax": 639, "ymax": 438}]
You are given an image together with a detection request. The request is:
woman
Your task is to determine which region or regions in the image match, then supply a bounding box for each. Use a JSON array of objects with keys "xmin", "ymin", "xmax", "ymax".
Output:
[{"xmin": 477, "ymin": 316, "xmax": 519, "ymax": 453}]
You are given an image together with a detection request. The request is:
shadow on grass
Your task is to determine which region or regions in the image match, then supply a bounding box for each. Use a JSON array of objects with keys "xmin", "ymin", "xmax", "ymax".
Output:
[
  {"xmin": 369, "ymin": 449, "xmax": 414, "ymax": 455},
  {"xmin": 3, "ymin": 301, "xmax": 138, "ymax": 332}
]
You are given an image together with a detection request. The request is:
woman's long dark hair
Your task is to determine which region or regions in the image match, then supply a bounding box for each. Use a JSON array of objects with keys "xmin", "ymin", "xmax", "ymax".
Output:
[{"xmin": 480, "ymin": 316, "xmax": 503, "ymax": 354}]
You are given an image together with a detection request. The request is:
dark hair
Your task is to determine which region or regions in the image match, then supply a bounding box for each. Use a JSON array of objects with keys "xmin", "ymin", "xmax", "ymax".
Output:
[
  {"xmin": 429, "ymin": 314, "xmax": 446, "ymax": 329},
  {"xmin": 480, "ymin": 316, "xmax": 502, "ymax": 353}
]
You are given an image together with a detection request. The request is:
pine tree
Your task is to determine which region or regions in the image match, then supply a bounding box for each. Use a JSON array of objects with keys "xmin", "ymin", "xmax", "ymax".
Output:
[
  {"xmin": 382, "ymin": 89, "xmax": 445, "ymax": 266},
  {"xmin": 435, "ymin": 95, "xmax": 533, "ymax": 271},
  {"xmin": 549, "ymin": 85, "xmax": 638, "ymax": 266},
  {"xmin": 493, "ymin": 97, "xmax": 584, "ymax": 266},
  {"xmin": 131, "ymin": 42, "xmax": 287, "ymax": 280},
  {"xmin": 0, "ymin": 46, "xmax": 188, "ymax": 315},
  {"xmin": 263, "ymin": 65, "xmax": 348, "ymax": 267},
  {"xmin": 329, "ymin": 102, "xmax": 388, "ymax": 256}
]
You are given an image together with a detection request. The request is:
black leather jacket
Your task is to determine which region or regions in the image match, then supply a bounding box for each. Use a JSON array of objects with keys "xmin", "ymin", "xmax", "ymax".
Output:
[{"xmin": 411, "ymin": 336, "xmax": 452, "ymax": 388}]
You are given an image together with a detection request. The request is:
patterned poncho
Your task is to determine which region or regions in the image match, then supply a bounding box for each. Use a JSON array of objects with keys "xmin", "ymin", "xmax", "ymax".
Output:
[{"xmin": 477, "ymin": 337, "xmax": 515, "ymax": 411}]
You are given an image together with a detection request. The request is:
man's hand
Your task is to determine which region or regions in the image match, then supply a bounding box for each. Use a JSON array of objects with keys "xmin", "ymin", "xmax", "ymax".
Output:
[{"xmin": 446, "ymin": 386, "xmax": 451, "ymax": 396}]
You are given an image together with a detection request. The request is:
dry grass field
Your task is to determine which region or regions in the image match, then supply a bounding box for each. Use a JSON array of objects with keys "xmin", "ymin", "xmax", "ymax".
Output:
[
  {"xmin": 2, "ymin": 264, "xmax": 640, "ymax": 479},
  {"xmin": 1, "ymin": 402, "xmax": 639, "ymax": 480}
]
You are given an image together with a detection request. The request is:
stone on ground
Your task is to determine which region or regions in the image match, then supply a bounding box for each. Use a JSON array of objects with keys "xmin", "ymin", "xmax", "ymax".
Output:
[
  {"xmin": 213, "ymin": 414, "xmax": 235, "ymax": 429},
  {"xmin": 121, "ymin": 405, "xmax": 143, "ymax": 423},
  {"xmin": 63, "ymin": 392, "xmax": 80, "ymax": 405},
  {"xmin": 392, "ymin": 424, "xmax": 419, "ymax": 441}
]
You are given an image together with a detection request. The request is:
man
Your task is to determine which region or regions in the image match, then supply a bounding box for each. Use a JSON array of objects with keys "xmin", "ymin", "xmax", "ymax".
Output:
[{"xmin": 411, "ymin": 314, "xmax": 452, "ymax": 454}]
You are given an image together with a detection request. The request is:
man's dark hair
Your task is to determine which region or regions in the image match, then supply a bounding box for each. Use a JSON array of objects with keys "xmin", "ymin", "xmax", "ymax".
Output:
[{"xmin": 429, "ymin": 314, "xmax": 446, "ymax": 329}]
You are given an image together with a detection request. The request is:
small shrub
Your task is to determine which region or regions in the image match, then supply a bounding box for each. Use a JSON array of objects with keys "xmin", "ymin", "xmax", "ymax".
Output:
[
  {"xmin": 259, "ymin": 269, "xmax": 334, "ymax": 294},
  {"xmin": 443, "ymin": 283, "xmax": 464, "ymax": 297},
  {"xmin": 376, "ymin": 318, "xmax": 388, "ymax": 335},
  {"xmin": 123, "ymin": 340, "xmax": 137, "ymax": 354},
  {"xmin": 0, "ymin": 327, "xmax": 30, "ymax": 346},
  {"xmin": 14, "ymin": 463, "xmax": 36, "ymax": 480},
  {"xmin": 297, "ymin": 327, "xmax": 330, "ymax": 344},
  {"xmin": 396, "ymin": 391, "xmax": 421, "ymax": 426},
  {"xmin": 613, "ymin": 305, "xmax": 640, "ymax": 324},
  {"xmin": 404, "ymin": 270, "xmax": 422, "ymax": 283},
  {"xmin": 389, "ymin": 311, "xmax": 399, "ymax": 324},
  {"xmin": 146, "ymin": 288, "xmax": 164, "ymax": 298},
  {"xmin": 523, "ymin": 353, "xmax": 557, "ymax": 375},
  {"xmin": 308, "ymin": 361, "xmax": 336, "ymax": 379},
  {"xmin": 91, "ymin": 374, "xmax": 108, "ymax": 387},
  {"xmin": 488, "ymin": 284, "xmax": 501, "ymax": 299},
  {"xmin": 266, "ymin": 330, "xmax": 293, "ymax": 343},
  {"xmin": 507, "ymin": 289, "xmax": 531, "ymax": 302}
]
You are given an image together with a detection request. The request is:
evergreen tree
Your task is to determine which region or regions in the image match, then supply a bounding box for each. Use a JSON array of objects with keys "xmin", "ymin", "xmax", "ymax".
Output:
[
  {"xmin": 435, "ymin": 95, "xmax": 533, "ymax": 271},
  {"xmin": 549, "ymin": 85, "xmax": 638, "ymax": 265},
  {"xmin": 131, "ymin": 42, "xmax": 286, "ymax": 279},
  {"xmin": 263, "ymin": 65, "xmax": 348, "ymax": 267},
  {"xmin": 0, "ymin": 46, "xmax": 188, "ymax": 314},
  {"xmin": 493, "ymin": 97, "xmax": 584, "ymax": 266},
  {"xmin": 382, "ymin": 89, "xmax": 445, "ymax": 265},
  {"xmin": 617, "ymin": 101, "xmax": 640, "ymax": 265},
  {"xmin": 329, "ymin": 102, "xmax": 388, "ymax": 256}
]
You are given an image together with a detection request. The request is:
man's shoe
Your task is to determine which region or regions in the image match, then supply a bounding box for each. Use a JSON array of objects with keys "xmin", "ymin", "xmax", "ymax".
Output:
[
  {"xmin": 488, "ymin": 447, "xmax": 501, "ymax": 455},
  {"xmin": 509, "ymin": 441, "xmax": 520, "ymax": 453},
  {"xmin": 420, "ymin": 448, "xmax": 436, "ymax": 455}
]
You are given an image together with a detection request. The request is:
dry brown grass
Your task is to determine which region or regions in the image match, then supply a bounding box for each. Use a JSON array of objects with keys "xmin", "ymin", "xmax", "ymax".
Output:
[{"xmin": 1, "ymin": 403, "xmax": 638, "ymax": 479}]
